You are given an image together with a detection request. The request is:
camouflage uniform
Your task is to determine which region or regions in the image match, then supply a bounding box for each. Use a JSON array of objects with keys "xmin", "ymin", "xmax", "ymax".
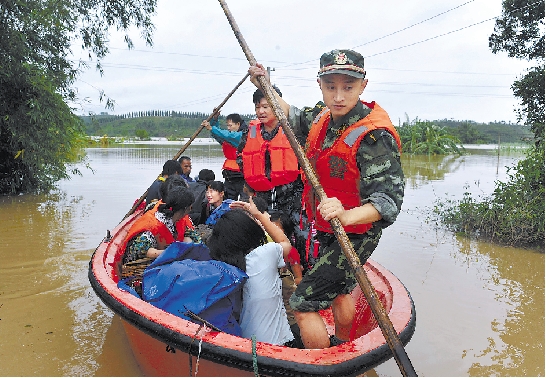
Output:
[{"xmin": 288, "ymin": 100, "xmax": 405, "ymax": 312}]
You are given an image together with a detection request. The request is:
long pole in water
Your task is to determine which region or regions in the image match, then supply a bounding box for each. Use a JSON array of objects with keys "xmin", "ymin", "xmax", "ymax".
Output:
[
  {"xmin": 122, "ymin": 72, "xmax": 250, "ymax": 220},
  {"xmin": 217, "ymin": 1, "xmax": 417, "ymax": 376}
]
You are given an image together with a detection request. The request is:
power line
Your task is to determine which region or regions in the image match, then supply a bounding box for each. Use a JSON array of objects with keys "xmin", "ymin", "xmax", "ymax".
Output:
[
  {"xmin": 364, "ymin": 16, "xmax": 498, "ymax": 58},
  {"xmin": 351, "ymin": 0, "xmax": 476, "ymax": 49}
]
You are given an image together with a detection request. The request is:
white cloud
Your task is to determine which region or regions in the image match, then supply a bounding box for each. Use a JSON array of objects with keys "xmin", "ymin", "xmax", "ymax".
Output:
[{"xmin": 73, "ymin": 0, "xmax": 532, "ymax": 124}]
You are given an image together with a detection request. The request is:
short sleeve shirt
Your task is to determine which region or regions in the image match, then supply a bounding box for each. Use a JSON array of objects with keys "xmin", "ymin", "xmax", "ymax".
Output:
[{"xmin": 240, "ymin": 242, "xmax": 293, "ymax": 345}]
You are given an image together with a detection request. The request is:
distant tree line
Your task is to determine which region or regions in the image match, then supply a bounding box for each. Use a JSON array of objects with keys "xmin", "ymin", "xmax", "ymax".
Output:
[
  {"xmin": 80, "ymin": 111, "xmax": 256, "ymax": 125},
  {"xmin": 82, "ymin": 112, "xmax": 533, "ymax": 144}
]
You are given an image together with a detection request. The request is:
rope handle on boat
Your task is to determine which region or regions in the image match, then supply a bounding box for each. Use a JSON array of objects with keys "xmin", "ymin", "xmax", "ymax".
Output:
[{"xmin": 184, "ymin": 310, "xmax": 222, "ymax": 332}]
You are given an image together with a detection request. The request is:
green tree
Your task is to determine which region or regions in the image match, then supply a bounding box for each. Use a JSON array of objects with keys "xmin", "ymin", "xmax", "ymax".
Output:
[
  {"xmin": 135, "ymin": 129, "xmax": 150, "ymax": 140},
  {"xmin": 489, "ymin": 0, "xmax": 545, "ymax": 146},
  {"xmin": 435, "ymin": 0, "xmax": 545, "ymax": 249},
  {"xmin": 0, "ymin": 0, "xmax": 157, "ymax": 194},
  {"xmin": 455, "ymin": 122, "xmax": 488, "ymax": 144}
]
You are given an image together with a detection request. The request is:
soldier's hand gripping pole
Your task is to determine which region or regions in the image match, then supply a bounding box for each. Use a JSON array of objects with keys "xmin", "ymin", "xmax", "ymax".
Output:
[{"xmin": 217, "ymin": 1, "xmax": 416, "ymax": 376}]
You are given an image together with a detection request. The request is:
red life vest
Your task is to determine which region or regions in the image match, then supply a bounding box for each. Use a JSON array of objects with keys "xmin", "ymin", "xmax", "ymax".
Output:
[
  {"xmin": 303, "ymin": 101, "xmax": 401, "ymax": 234},
  {"xmin": 242, "ymin": 119, "xmax": 299, "ymax": 192},
  {"xmin": 121, "ymin": 202, "xmax": 175, "ymax": 253},
  {"xmin": 175, "ymin": 214, "xmax": 194, "ymax": 241},
  {"xmin": 221, "ymin": 141, "xmax": 240, "ymax": 172}
]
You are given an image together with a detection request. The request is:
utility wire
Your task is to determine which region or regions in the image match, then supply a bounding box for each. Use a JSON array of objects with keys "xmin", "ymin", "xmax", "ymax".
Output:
[{"xmin": 352, "ymin": 0, "xmax": 476, "ymax": 49}]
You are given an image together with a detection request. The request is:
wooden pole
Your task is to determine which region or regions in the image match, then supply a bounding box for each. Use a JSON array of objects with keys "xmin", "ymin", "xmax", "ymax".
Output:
[
  {"xmin": 217, "ymin": 1, "xmax": 417, "ymax": 376},
  {"xmin": 122, "ymin": 72, "xmax": 250, "ymax": 220}
]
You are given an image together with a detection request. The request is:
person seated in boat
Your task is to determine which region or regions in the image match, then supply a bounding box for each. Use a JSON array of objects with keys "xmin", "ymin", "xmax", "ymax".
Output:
[
  {"xmin": 159, "ymin": 175, "xmax": 202, "ymax": 244},
  {"xmin": 178, "ymin": 155, "xmax": 194, "ymax": 183},
  {"xmin": 203, "ymin": 112, "xmax": 248, "ymax": 201},
  {"xmin": 145, "ymin": 159, "xmax": 183, "ymax": 205},
  {"xmin": 198, "ymin": 180, "xmax": 234, "ymax": 226},
  {"xmin": 139, "ymin": 239, "xmax": 247, "ymax": 336},
  {"xmin": 122, "ymin": 185, "xmax": 195, "ymax": 264},
  {"xmin": 188, "ymin": 168, "xmax": 216, "ymax": 224},
  {"xmin": 221, "ymin": 198, "xmax": 295, "ymax": 346},
  {"xmin": 268, "ymin": 211, "xmax": 304, "ymax": 347}
]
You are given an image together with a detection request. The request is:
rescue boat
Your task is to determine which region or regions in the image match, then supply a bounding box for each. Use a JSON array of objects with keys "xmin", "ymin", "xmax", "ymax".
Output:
[{"xmin": 88, "ymin": 210, "xmax": 416, "ymax": 376}]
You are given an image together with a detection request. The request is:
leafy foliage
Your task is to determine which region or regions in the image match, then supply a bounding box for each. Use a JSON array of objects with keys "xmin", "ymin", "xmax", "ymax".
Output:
[
  {"xmin": 434, "ymin": 146, "xmax": 544, "ymax": 249},
  {"xmin": 433, "ymin": 0, "xmax": 545, "ymax": 249},
  {"xmin": 397, "ymin": 118, "xmax": 463, "ymax": 155},
  {"xmin": 489, "ymin": 0, "xmax": 545, "ymax": 146},
  {"xmin": 0, "ymin": 0, "xmax": 157, "ymax": 194}
]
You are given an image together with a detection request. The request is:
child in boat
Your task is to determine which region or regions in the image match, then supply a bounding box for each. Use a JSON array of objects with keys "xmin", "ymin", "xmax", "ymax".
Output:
[
  {"xmin": 220, "ymin": 198, "xmax": 295, "ymax": 346},
  {"xmin": 122, "ymin": 184, "xmax": 195, "ymax": 264},
  {"xmin": 202, "ymin": 112, "xmax": 248, "ymax": 201}
]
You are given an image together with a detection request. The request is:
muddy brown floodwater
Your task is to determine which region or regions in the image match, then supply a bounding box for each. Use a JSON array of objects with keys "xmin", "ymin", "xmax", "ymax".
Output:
[{"xmin": 0, "ymin": 143, "xmax": 543, "ymax": 376}]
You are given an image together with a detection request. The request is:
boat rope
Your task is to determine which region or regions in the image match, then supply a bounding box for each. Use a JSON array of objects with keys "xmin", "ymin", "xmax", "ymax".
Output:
[
  {"xmin": 188, "ymin": 323, "xmax": 204, "ymax": 376},
  {"xmin": 195, "ymin": 337, "xmax": 203, "ymax": 376},
  {"xmin": 252, "ymin": 334, "xmax": 259, "ymax": 377}
]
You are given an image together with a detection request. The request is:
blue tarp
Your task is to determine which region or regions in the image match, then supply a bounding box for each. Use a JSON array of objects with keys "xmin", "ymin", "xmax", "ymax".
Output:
[{"xmin": 118, "ymin": 242, "xmax": 247, "ymax": 336}]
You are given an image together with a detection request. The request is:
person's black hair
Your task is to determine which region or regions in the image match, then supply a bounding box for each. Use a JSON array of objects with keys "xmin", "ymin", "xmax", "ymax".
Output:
[
  {"xmin": 243, "ymin": 182, "xmax": 256, "ymax": 196},
  {"xmin": 206, "ymin": 180, "xmax": 225, "ymax": 193},
  {"xmin": 252, "ymin": 197, "xmax": 268, "ymax": 213},
  {"xmin": 178, "ymin": 155, "xmax": 191, "ymax": 163},
  {"xmin": 162, "ymin": 159, "xmax": 183, "ymax": 176},
  {"xmin": 160, "ymin": 174, "xmax": 188, "ymax": 199},
  {"xmin": 252, "ymin": 85, "xmax": 282, "ymax": 105},
  {"xmin": 158, "ymin": 186, "xmax": 194, "ymax": 218},
  {"xmin": 207, "ymin": 209, "xmax": 267, "ymax": 271},
  {"xmin": 198, "ymin": 169, "xmax": 215, "ymax": 182},
  {"xmin": 226, "ymin": 113, "xmax": 243, "ymax": 125},
  {"xmin": 270, "ymin": 211, "xmax": 295, "ymax": 238}
]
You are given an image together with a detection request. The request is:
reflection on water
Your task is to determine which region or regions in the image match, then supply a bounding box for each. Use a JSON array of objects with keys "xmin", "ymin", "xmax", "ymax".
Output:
[
  {"xmin": 455, "ymin": 238, "xmax": 545, "ymax": 377},
  {"xmin": 0, "ymin": 145, "xmax": 543, "ymax": 376}
]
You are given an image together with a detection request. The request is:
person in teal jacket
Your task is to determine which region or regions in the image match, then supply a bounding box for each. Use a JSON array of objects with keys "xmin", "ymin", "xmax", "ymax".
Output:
[{"xmin": 202, "ymin": 113, "xmax": 247, "ymax": 200}]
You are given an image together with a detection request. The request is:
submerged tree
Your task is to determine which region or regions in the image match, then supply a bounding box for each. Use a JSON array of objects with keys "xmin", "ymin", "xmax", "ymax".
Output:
[{"xmin": 0, "ymin": 0, "xmax": 157, "ymax": 194}]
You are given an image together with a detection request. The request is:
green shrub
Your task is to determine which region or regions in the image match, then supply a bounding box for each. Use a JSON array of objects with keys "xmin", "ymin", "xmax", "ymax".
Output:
[{"xmin": 434, "ymin": 145, "xmax": 545, "ymax": 249}]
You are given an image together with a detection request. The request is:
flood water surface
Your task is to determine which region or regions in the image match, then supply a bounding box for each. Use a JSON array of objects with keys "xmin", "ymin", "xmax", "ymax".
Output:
[{"xmin": 0, "ymin": 144, "xmax": 543, "ymax": 376}]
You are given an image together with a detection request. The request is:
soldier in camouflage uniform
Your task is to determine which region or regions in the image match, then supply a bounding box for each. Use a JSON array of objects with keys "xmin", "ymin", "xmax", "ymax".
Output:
[{"xmin": 248, "ymin": 49, "xmax": 404, "ymax": 349}]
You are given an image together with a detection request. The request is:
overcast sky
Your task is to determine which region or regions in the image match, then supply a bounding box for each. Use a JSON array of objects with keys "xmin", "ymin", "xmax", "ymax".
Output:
[{"xmin": 73, "ymin": 0, "xmax": 532, "ymax": 125}]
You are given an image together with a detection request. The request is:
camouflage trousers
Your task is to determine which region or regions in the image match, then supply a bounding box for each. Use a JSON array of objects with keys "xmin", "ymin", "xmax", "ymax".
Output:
[{"xmin": 289, "ymin": 229, "xmax": 382, "ymax": 312}]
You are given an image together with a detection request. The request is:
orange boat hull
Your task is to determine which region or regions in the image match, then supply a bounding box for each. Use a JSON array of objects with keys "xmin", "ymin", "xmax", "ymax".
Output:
[{"xmin": 89, "ymin": 211, "xmax": 416, "ymax": 376}]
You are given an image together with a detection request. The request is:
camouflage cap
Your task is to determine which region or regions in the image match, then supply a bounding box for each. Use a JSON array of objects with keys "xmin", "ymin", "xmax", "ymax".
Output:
[{"xmin": 318, "ymin": 49, "xmax": 366, "ymax": 79}]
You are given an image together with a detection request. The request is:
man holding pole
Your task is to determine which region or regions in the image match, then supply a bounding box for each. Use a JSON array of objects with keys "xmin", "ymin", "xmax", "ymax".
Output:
[{"xmin": 248, "ymin": 49, "xmax": 405, "ymax": 349}]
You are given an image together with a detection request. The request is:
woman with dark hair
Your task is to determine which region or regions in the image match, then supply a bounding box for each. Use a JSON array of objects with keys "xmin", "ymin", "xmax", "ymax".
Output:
[
  {"xmin": 207, "ymin": 198, "xmax": 295, "ymax": 346},
  {"xmin": 198, "ymin": 180, "xmax": 234, "ymax": 226},
  {"xmin": 121, "ymin": 185, "xmax": 195, "ymax": 264}
]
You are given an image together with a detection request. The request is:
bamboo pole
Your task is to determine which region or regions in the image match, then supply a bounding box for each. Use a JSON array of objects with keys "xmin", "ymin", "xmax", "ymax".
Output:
[
  {"xmin": 122, "ymin": 72, "xmax": 250, "ymax": 220},
  {"xmin": 217, "ymin": 1, "xmax": 417, "ymax": 376}
]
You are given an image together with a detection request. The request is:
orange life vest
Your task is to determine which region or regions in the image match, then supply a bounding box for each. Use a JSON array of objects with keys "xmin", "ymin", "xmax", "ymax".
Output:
[
  {"xmin": 121, "ymin": 202, "xmax": 175, "ymax": 253},
  {"xmin": 304, "ymin": 101, "xmax": 401, "ymax": 234},
  {"xmin": 221, "ymin": 141, "xmax": 240, "ymax": 172},
  {"xmin": 242, "ymin": 119, "xmax": 299, "ymax": 192}
]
